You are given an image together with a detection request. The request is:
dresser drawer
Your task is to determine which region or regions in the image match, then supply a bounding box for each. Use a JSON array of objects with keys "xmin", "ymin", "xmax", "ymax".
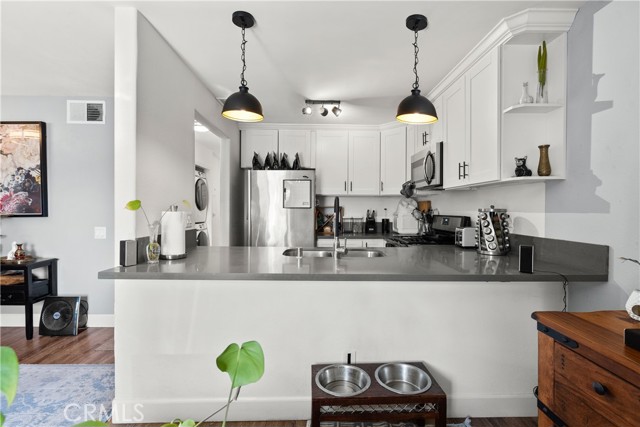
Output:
[
  {"xmin": 553, "ymin": 381, "xmax": 616, "ymax": 427},
  {"xmin": 554, "ymin": 344, "xmax": 640, "ymax": 426}
]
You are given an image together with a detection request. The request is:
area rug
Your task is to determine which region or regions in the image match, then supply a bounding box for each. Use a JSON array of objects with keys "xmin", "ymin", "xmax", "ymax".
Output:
[{"xmin": 0, "ymin": 364, "xmax": 114, "ymax": 427}]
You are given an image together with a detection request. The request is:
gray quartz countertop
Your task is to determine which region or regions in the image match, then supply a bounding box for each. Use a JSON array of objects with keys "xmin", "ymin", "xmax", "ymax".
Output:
[{"xmin": 98, "ymin": 239, "xmax": 608, "ymax": 282}]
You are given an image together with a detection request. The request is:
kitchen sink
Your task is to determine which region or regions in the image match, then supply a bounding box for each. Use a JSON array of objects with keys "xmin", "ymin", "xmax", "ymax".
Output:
[{"xmin": 282, "ymin": 248, "xmax": 385, "ymax": 258}]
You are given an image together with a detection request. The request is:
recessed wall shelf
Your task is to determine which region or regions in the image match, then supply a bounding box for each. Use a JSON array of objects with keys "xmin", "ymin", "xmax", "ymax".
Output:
[{"xmin": 502, "ymin": 104, "xmax": 563, "ymax": 114}]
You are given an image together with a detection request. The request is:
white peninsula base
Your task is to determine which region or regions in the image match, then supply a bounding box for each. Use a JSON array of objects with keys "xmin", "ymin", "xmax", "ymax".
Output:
[{"xmin": 112, "ymin": 279, "xmax": 563, "ymax": 423}]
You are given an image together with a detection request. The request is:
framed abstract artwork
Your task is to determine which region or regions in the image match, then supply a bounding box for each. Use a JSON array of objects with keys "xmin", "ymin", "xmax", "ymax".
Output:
[{"xmin": 0, "ymin": 121, "xmax": 48, "ymax": 217}]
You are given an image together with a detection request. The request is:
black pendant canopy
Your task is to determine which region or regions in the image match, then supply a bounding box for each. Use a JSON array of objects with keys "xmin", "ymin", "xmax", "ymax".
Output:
[
  {"xmin": 396, "ymin": 14, "xmax": 438, "ymax": 124},
  {"xmin": 222, "ymin": 11, "xmax": 264, "ymax": 122}
]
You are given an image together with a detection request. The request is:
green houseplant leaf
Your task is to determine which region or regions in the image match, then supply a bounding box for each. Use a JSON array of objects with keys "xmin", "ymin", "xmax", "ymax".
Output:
[
  {"xmin": 0, "ymin": 346, "xmax": 19, "ymax": 406},
  {"xmin": 124, "ymin": 200, "xmax": 142, "ymax": 211},
  {"xmin": 216, "ymin": 341, "xmax": 264, "ymax": 388},
  {"xmin": 1, "ymin": 346, "xmax": 19, "ymax": 427}
]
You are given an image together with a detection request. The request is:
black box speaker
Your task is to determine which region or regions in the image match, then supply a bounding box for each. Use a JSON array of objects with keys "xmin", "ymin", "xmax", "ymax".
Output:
[
  {"xmin": 39, "ymin": 296, "xmax": 86, "ymax": 336},
  {"xmin": 519, "ymin": 245, "xmax": 534, "ymax": 274}
]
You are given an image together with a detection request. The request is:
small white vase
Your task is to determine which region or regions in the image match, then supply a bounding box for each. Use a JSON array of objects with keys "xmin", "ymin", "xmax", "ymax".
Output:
[{"xmin": 625, "ymin": 289, "xmax": 640, "ymax": 321}]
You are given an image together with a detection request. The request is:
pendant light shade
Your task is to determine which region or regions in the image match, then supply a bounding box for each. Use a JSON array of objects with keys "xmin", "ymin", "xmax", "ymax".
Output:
[
  {"xmin": 396, "ymin": 14, "xmax": 438, "ymax": 125},
  {"xmin": 396, "ymin": 89, "xmax": 438, "ymax": 124},
  {"xmin": 222, "ymin": 86, "xmax": 263, "ymax": 122},
  {"xmin": 222, "ymin": 11, "xmax": 264, "ymax": 122}
]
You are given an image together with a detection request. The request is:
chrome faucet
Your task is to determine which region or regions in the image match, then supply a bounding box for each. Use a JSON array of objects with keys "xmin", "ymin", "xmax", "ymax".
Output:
[{"xmin": 333, "ymin": 196, "xmax": 347, "ymax": 258}]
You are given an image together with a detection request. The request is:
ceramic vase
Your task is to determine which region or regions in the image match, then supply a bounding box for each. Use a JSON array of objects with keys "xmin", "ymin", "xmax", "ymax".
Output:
[
  {"xmin": 146, "ymin": 222, "xmax": 161, "ymax": 264},
  {"xmin": 13, "ymin": 243, "xmax": 26, "ymax": 260},
  {"xmin": 537, "ymin": 144, "xmax": 552, "ymax": 176},
  {"xmin": 626, "ymin": 290, "xmax": 640, "ymax": 321}
]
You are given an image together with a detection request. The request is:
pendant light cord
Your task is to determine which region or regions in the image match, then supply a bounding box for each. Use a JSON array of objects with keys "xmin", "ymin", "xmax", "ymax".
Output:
[
  {"xmin": 240, "ymin": 25, "xmax": 248, "ymax": 87},
  {"xmin": 412, "ymin": 30, "xmax": 420, "ymax": 90}
]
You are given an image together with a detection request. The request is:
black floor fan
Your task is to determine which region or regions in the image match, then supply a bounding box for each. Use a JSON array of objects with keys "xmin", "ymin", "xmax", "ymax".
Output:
[{"xmin": 39, "ymin": 296, "xmax": 88, "ymax": 336}]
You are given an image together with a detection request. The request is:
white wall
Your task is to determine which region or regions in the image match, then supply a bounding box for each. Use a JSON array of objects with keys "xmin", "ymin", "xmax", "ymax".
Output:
[
  {"xmin": 546, "ymin": 1, "xmax": 640, "ymax": 310},
  {"xmin": 114, "ymin": 8, "xmax": 243, "ymax": 248},
  {"xmin": 0, "ymin": 96, "xmax": 115, "ymax": 318}
]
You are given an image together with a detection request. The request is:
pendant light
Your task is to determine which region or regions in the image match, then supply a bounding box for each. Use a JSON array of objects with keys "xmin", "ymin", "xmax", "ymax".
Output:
[
  {"xmin": 222, "ymin": 11, "xmax": 264, "ymax": 122},
  {"xmin": 396, "ymin": 14, "xmax": 438, "ymax": 124}
]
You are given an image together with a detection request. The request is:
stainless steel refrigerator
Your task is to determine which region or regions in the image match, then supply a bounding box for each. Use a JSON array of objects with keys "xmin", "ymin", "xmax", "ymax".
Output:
[{"xmin": 244, "ymin": 170, "xmax": 316, "ymax": 247}]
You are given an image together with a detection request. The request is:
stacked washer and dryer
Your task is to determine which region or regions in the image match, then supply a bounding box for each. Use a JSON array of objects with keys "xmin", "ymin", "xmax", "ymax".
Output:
[{"xmin": 194, "ymin": 168, "xmax": 209, "ymax": 246}]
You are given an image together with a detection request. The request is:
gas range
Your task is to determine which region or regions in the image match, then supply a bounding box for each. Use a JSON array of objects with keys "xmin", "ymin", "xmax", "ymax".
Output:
[{"xmin": 385, "ymin": 215, "xmax": 471, "ymax": 247}]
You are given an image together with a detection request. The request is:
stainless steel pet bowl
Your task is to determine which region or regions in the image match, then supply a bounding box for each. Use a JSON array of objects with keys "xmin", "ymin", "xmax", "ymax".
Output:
[
  {"xmin": 374, "ymin": 362, "xmax": 432, "ymax": 395},
  {"xmin": 315, "ymin": 364, "xmax": 371, "ymax": 397}
]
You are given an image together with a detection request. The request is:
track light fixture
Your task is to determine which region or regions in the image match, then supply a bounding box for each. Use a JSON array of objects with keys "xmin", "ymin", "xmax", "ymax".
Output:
[
  {"xmin": 302, "ymin": 100, "xmax": 342, "ymax": 118},
  {"xmin": 222, "ymin": 11, "xmax": 264, "ymax": 122},
  {"xmin": 396, "ymin": 14, "xmax": 438, "ymax": 124}
]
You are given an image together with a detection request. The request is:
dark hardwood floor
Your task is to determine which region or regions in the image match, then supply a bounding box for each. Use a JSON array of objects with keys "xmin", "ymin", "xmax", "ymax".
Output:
[{"xmin": 0, "ymin": 327, "xmax": 536, "ymax": 427}]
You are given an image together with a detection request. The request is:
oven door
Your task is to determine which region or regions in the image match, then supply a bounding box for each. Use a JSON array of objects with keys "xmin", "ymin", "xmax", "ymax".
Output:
[{"xmin": 411, "ymin": 142, "xmax": 443, "ymax": 189}]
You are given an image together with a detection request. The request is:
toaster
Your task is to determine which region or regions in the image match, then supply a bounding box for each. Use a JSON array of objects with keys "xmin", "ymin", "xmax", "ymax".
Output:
[{"xmin": 455, "ymin": 227, "xmax": 476, "ymax": 248}]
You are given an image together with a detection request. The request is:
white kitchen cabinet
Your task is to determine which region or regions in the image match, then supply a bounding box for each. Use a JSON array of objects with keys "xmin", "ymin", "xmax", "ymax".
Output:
[
  {"xmin": 316, "ymin": 130, "xmax": 380, "ymax": 196},
  {"xmin": 240, "ymin": 129, "xmax": 278, "ymax": 168},
  {"xmin": 430, "ymin": 95, "xmax": 444, "ymax": 144},
  {"xmin": 443, "ymin": 47, "xmax": 499, "ymax": 188},
  {"xmin": 319, "ymin": 238, "xmax": 386, "ymax": 248},
  {"xmin": 315, "ymin": 131, "xmax": 349, "ymax": 195},
  {"xmin": 278, "ymin": 130, "xmax": 314, "ymax": 168},
  {"xmin": 380, "ymin": 127, "xmax": 406, "ymax": 195},
  {"xmin": 467, "ymin": 47, "xmax": 500, "ymax": 185},
  {"xmin": 442, "ymin": 77, "xmax": 468, "ymax": 188},
  {"xmin": 349, "ymin": 131, "xmax": 380, "ymax": 195}
]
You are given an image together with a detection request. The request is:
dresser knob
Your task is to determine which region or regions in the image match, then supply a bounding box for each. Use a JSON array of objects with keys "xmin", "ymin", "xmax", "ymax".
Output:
[{"xmin": 592, "ymin": 381, "xmax": 607, "ymax": 396}]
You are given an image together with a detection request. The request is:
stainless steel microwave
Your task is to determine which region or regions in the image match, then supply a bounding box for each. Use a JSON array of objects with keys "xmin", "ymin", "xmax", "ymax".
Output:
[{"xmin": 411, "ymin": 141, "xmax": 443, "ymax": 189}]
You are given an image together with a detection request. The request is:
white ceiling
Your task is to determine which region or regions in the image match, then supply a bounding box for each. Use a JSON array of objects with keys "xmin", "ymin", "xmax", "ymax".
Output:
[{"xmin": 1, "ymin": 1, "xmax": 585, "ymax": 125}]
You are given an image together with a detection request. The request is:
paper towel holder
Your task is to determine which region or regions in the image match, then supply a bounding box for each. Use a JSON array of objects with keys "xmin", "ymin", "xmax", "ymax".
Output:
[{"xmin": 160, "ymin": 205, "xmax": 188, "ymax": 260}]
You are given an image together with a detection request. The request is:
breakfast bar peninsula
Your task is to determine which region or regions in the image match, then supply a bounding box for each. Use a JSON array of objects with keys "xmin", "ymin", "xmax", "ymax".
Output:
[{"xmin": 99, "ymin": 239, "xmax": 607, "ymax": 423}]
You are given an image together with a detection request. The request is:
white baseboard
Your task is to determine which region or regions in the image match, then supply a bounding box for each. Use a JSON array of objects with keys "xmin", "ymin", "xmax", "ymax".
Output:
[
  {"xmin": 111, "ymin": 394, "xmax": 536, "ymax": 424},
  {"xmin": 0, "ymin": 313, "xmax": 114, "ymax": 328}
]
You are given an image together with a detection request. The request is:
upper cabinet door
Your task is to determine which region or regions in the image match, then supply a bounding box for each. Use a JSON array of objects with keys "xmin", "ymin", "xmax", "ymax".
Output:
[
  {"xmin": 315, "ymin": 130, "xmax": 349, "ymax": 195},
  {"xmin": 467, "ymin": 47, "xmax": 500, "ymax": 185},
  {"xmin": 380, "ymin": 127, "xmax": 406, "ymax": 195},
  {"xmin": 430, "ymin": 95, "xmax": 444, "ymax": 144},
  {"xmin": 240, "ymin": 129, "xmax": 278, "ymax": 168},
  {"xmin": 442, "ymin": 77, "xmax": 468, "ymax": 188},
  {"xmin": 348, "ymin": 131, "xmax": 380, "ymax": 195},
  {"xmin": 278, "ymin": 130, "xmax": 314, "ymax": 168}
]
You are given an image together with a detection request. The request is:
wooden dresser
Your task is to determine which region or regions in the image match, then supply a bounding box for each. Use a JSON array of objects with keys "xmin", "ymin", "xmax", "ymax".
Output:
[{"xmin": 532, "ymin": 311, "xmax": 640, "ymax": 426}]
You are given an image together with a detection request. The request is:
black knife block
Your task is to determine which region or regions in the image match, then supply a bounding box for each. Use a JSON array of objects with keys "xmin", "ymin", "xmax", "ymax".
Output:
[{"xmin": 365, "ymin": 218, "xmax": 376, "ymax": 233}]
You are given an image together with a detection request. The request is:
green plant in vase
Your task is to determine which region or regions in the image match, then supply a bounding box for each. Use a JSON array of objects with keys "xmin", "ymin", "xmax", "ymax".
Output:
[
  {"xmin": 537, "ymin": 40, "xmax": 547, "ymax": 103},
  {"xmin": 124, "ymin": 199, "xmax": 190, "ymax": 264},
  {"xmin": 162, "ymin": 340, "xmax": 265, "ymax": 427}
]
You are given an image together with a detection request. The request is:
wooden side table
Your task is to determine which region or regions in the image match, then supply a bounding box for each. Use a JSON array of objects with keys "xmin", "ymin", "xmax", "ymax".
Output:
[
  {"xmin": 1, "ymin": 257, "xmax": 58, "ymax": 339},
  {"xmin": 532, "ymin": 310, "xmax": 640, "ymax": 427},
  {"xmin": 311, "ymin": 362, "xmax": 447, "ymax": 427}
]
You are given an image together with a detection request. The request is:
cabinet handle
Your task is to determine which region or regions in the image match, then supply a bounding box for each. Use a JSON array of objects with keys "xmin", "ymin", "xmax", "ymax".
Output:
[
  {"xmin": 592, "ymin": 382, "xmax": 607, "ymax": 396},
  {"xmin": 344, "ymin": 181, "xmax": 346, "ymax": 191},
  {"xmin": 458, "ymin": 162, "xmax": 463, "ymax": 180},
  {"xmin": 380, "ymin": 182, "xmax": 383, "ymax": 192},
  {"xmin": 463, "ymin": 162, "xmax": 469, "ymax": 178},
  {"xmin": 350, "ymin": 182, "xmax": 353, "ymax": 191}
]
